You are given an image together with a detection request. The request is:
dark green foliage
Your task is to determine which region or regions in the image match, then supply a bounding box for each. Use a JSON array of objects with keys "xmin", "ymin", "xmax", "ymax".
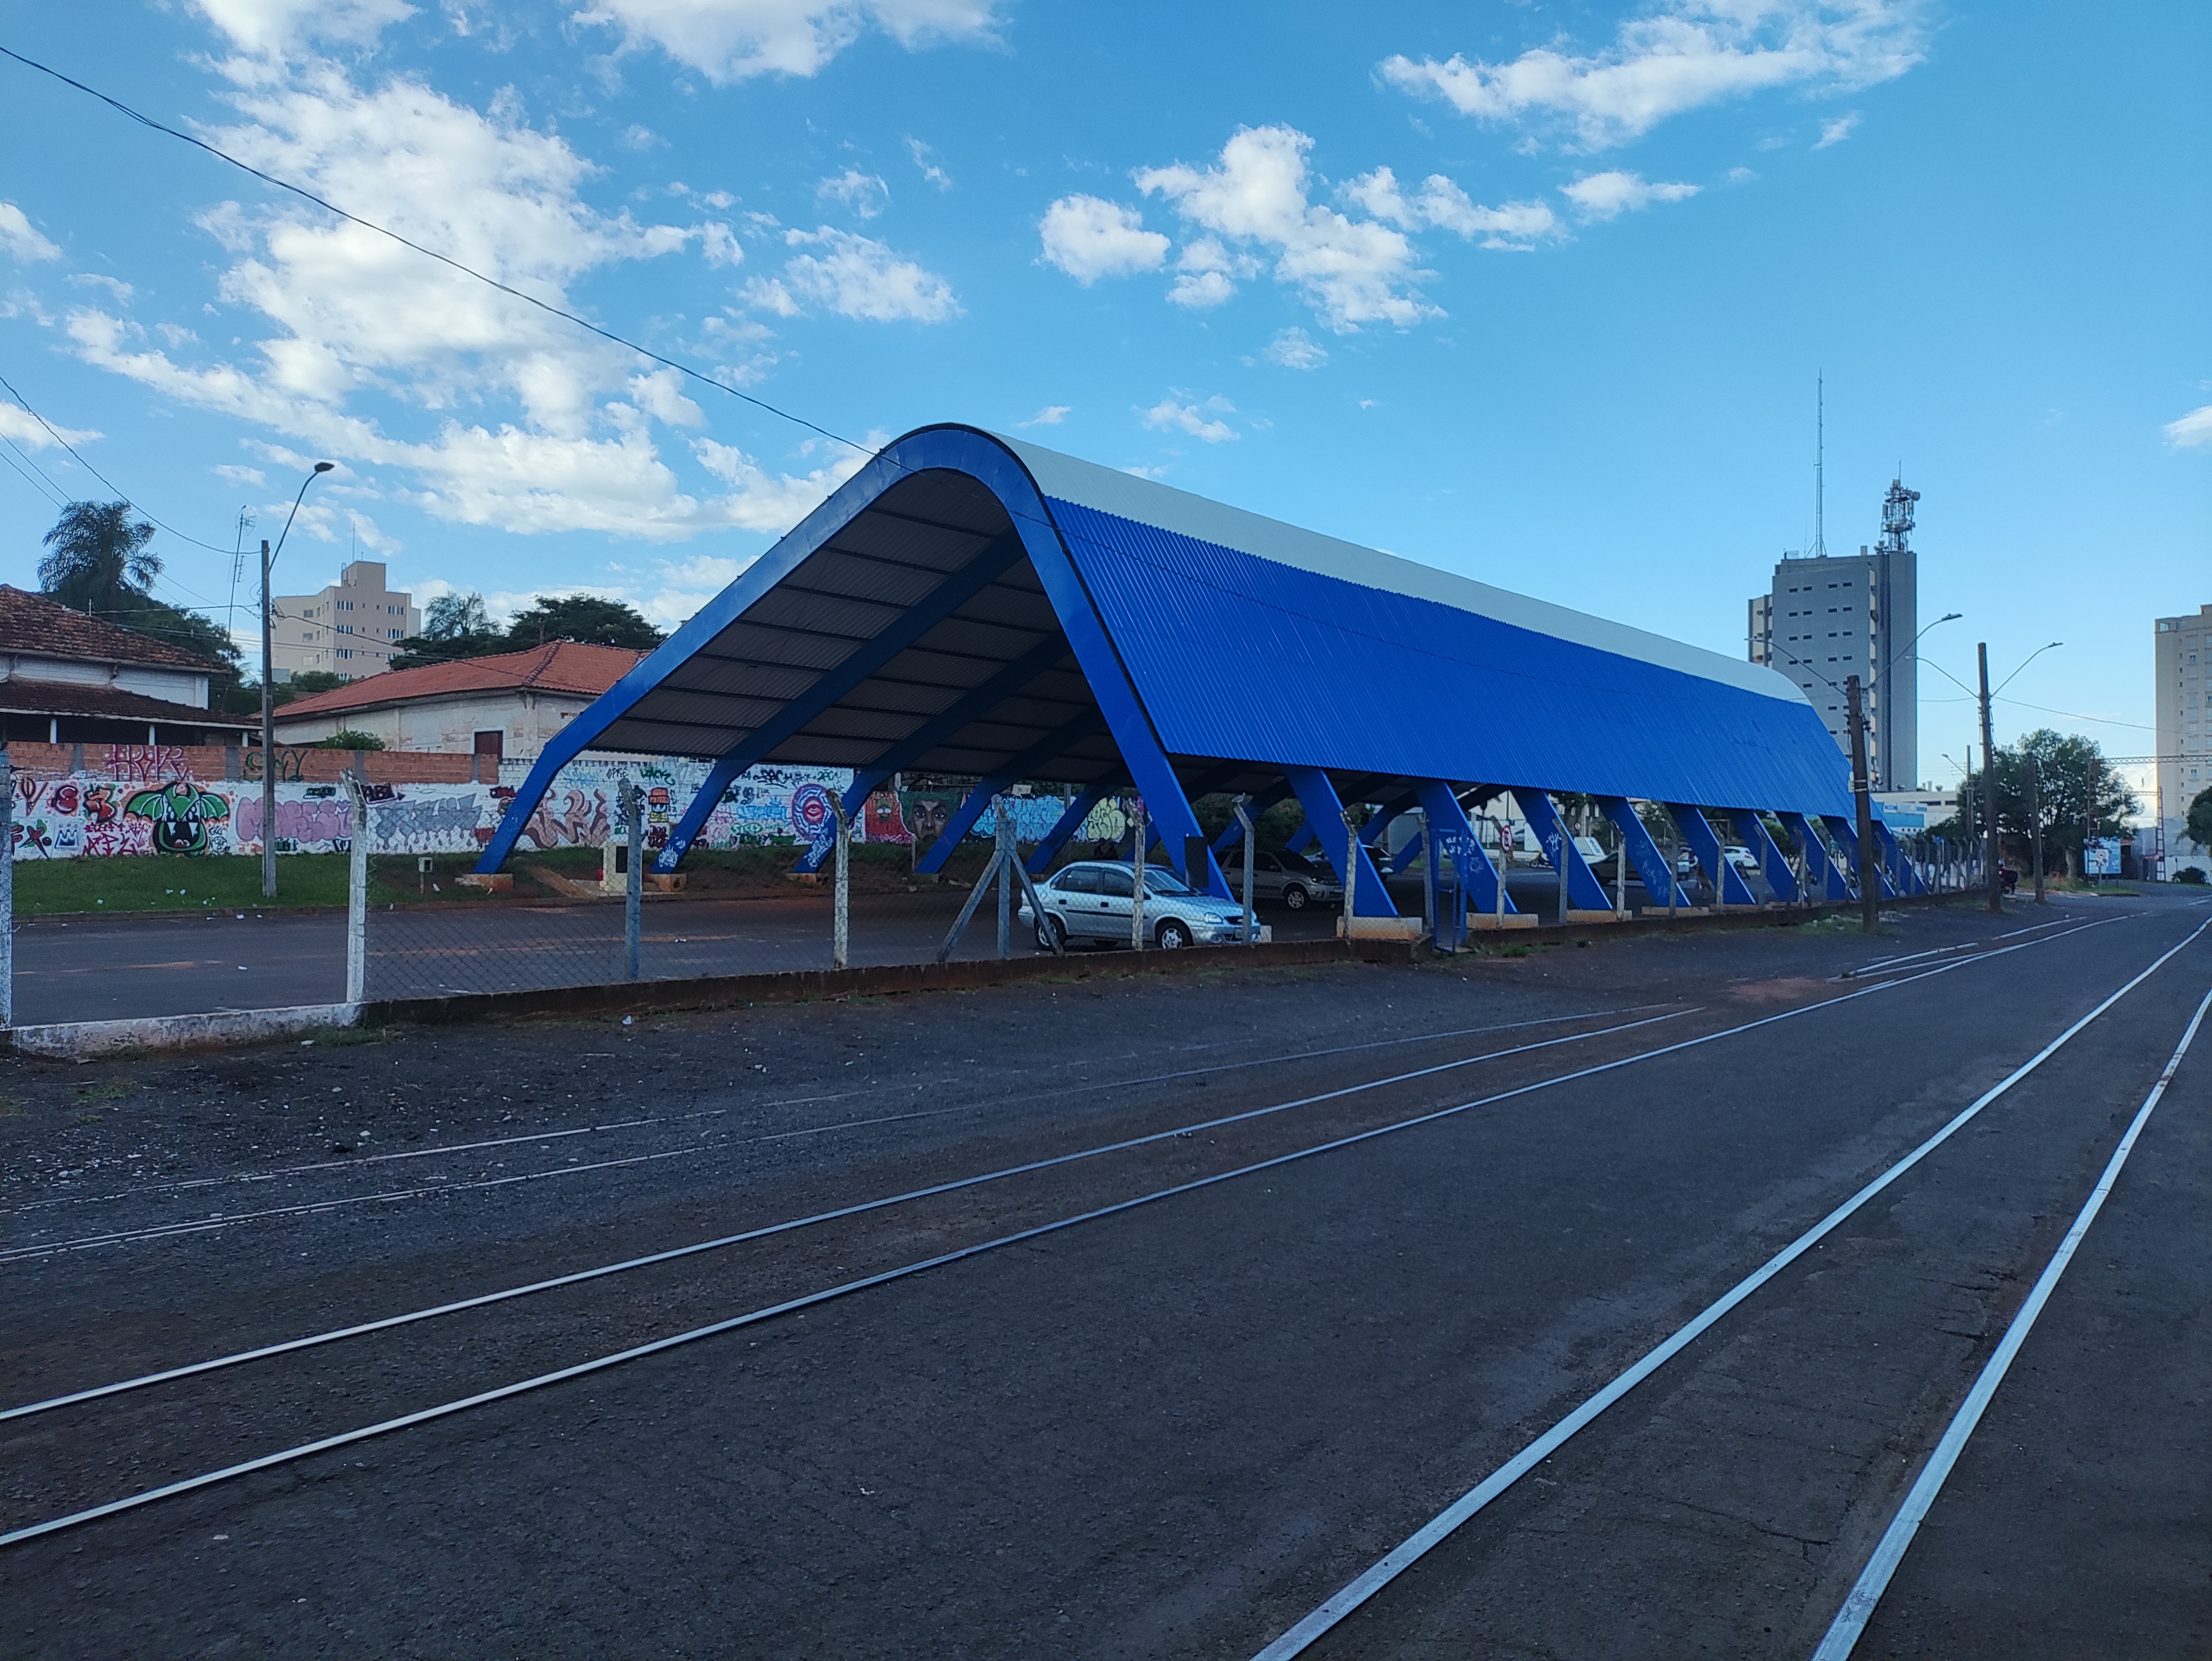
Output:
[
  {"xmin": 316, "ymin": 729, "xmax": 385, "ymax": 749},
  {"xmin": 270, "ymin": 669, "xmax": 346, "ymax": 707},
  {"xmin": 2187, "ymin": 786, "xmax": 2212, "ymax": 853},
  {"xmin": 1932, "ymin": 728, "xmax": 2138, "ymax": 874},
  {"xmin": 390, "ymin": 588, "xmax": 664, "ymax": 668},
  {"xmin": 38, "ymin": 501, "xmax": 158, "ymax": 613}
]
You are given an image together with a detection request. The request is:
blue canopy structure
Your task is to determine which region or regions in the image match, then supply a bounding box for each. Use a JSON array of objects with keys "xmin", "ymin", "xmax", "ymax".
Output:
[{"xmin": 477, "ymin": 424, "xmax": 1904, "ymax": 913}]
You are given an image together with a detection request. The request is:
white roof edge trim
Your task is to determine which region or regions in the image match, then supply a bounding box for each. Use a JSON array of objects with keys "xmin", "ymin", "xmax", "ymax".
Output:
[{"xmin": 988, "ymin": 431, "xmax": 1804, "ymax": 705}]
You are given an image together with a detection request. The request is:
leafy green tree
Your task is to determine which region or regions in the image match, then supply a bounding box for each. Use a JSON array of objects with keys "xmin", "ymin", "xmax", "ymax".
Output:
[
  {"xmin": 1933, "ymin": 729, "xmax": 2137, "ymax": 875},
  {"xmin": 2187, "ymin": 785, "xmax": 2212, "ymax": 853},
  {"xmin": 38, "ymin": 501, "xmax": 159, "ymax": 613},
  {"xmin": 503, "ymin": 594, "xmax": 664, "ymax": 650},
  {"xmin": 316, "ymin": 729, "xmax": 385, "ymax": 749},
  {"xmin": 422, "ymin": 591, "xmax": 491, "ymax": 639},
  {"xmin": 270, "ymin": 669, "xmax": 346, "ymax": 707}
]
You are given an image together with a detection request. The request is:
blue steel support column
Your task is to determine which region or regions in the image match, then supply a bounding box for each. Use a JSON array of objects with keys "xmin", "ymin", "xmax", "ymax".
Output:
[
  {"xmin": 916, "ymin": 711, "xmax": 1106, "ymax": 874},
  {"xmin": 1873, "ymin": 820, "xmax": 1923, "ymax": 895},
  {"xmin": 1728, "ymin": 808, "xmax": 1800, "ymax": 904},
  {"xmin": 1413, "ymin": 779, "xmax": 1515, "ymax": 915},
  {"xmin": 792, "ymin": 634, "xmax": 1071, "ymax": 874},
  {"xmin": 1026, "ymin": 781, "xmax": 1117, "ymax": 874},
  {"xmin": 1514, "ymin": 789, "xmax": 1612, "ymax": 911},
  {"xmin": 1667, "ymin": 803, "xmax": 1760, "ymax": 907},
  {"xmin": 1212, "ymin": 780, "xmax": 1293, "ymax": 851},
  {"xmin": 644, "ymin": 538, "xmax": 1031, "ymax": 874},
  {"xmin": 1359, "ymin": 788, "xmax": 1421, "ymax": 874},
  {"xmin": 1596, "ymin": 797, "xmax": 1683, "ymax": 907},
  {"xmin": 1780, "ymin": 811, "xmax": 1849, "ymax": 900},
  {"xmin": 1822, "ymin": 814, "xmax": 1897, "ymax": 899},
  {"xmin": 1284, "ymin": 766, "xmax": 1396, "ymax": 917}
]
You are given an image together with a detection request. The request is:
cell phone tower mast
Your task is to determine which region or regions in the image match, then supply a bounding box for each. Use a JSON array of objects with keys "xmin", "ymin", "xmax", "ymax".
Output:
[{"xmin": 1811, "ymin": 375, "xmax": 1828, "ymax": 559}]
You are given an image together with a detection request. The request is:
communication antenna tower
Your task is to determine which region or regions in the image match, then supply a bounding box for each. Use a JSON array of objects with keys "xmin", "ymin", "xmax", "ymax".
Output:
[
  {"xmin": 1878, "ymin": 471, "xmax": 1919, "ymax": 556},
  {"xmin": 1811, "ymin": 375, "xmax": 1828, "ymax": 559}
]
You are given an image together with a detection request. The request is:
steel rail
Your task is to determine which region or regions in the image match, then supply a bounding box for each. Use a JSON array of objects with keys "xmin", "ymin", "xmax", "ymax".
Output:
[
  {"xmin": 1, "ymin": 1009, "xmax": 1693, "ymax": 1418},
  {"xmin": 1250, "ymin": 916, "xmax": 2209, "ymax": 1660},
  {"xmin": 1810, "ymin": 976, "xmax": 2212, "ymax": 1660},
  {"xmin": 10, "ymin": 1004, "xmax": 1670, "ymax": 1219},
  {"xmin": 0, "ymin": 920, "xmax": 2117, "ymax": 1543}
]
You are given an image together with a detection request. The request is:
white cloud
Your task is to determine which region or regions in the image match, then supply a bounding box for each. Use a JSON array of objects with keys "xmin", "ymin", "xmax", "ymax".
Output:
[
  {"xmin": 906, "ymin": 136, "xmax": 952, "ymax": 190},
  {"xmin": 691, "ymin": 433, "xmax": 877, "ymax": 530},
  {"xmin": 0, "ymin": 403, "xmax": 99, "ymax": 450},
  {"xmin": 700, "ymin": 221, "xmax": 744, "ymax": 266},
  {"xmin": 817, "ymin": 168, "xmax": 889, "ymax": 220},
  {"xmin": 2166, "ymin": 405, "xmax": 2212, "ymax": 450},
  {"xmin": 1561, "ymin": 170, "xmax": 1702, "ymax": 220},
  {"xmin": 60, "ymin": 68, "xmax": 869, "ymax": 541},
  {"xmin": 1262, "ymin": 327, "xmax": 1326, "ymax": 370},
  {"xmin": 1038, "ymin": 195, "xmax": 1169, "ymax": 284},
  {"xmin": 1815, "ymin": 110, "xmax": 1862, "ymax": 147},
  {"xmin": 1141, "ymin": 396, "xmax": 1238, "ymax": 444},
  {"xmin": 194, "ymin": 0, "xmax": 419, "ymax": 54},
  {"xmin": 1135, "ymin": 125, "xmax": 1437, "ymax": 332},
  {"xmin": 1379, "ymin": 1, "xmax": 1927, "ymax": 150},
  {"xmin": 1343, "ymin": 165, "xmax": 1559, "ymax": 249},
  {"xmin": 774, "ymin": 227, "xmax": 959, "ymax": 321},
  {"xmin": 574, "ymin": 0, "xmax": 1000, "ymax": 84},
  {"xmin": 1165, "ymin": 239, "xmax": 1255, "ymax": 309},
  {"xmin": 0, "ymin": 202, "xmax": 61, "ymax": 263},
  {"xmin": 214, "ymin": 463, "xmax": 267, "ymax": 486},
  {"xmin": 1021, "ymin": 405, "xmax": 1070, "ymax": 426}
]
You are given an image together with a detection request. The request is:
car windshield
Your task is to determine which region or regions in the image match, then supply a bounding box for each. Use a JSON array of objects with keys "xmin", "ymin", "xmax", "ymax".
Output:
[
  {"xmin": 1273, "ymin": 851, "xmax": 1323, "ymax": 877},
  {"xmin": 1136, "ymin": 866, "xmax": 1192, "ymax": 895}
]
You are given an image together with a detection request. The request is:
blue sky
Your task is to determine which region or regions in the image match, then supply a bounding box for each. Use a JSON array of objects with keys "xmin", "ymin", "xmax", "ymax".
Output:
[{"xmin": 0, "ymin": 0, "xmax": 2205, "ymax": 797}]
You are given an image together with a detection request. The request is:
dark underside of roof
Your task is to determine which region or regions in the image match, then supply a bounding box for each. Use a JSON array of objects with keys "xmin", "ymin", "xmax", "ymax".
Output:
[
  {"xmin": 0, "ymin": 676, "xmax": 253, "ymax": 729},
  {"xmin": 590, "ymin": 468, "xmax": 1155, "ymax": 791}
]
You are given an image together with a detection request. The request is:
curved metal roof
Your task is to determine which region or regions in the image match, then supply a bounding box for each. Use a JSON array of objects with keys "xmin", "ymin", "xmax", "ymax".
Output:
[{"xmin": 480, "ymin": 423, "xmax": 1855, "ymax": 875}]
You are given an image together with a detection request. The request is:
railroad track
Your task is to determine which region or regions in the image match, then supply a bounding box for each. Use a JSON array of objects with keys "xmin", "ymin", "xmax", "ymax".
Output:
[{"xmin": 3, "ymin": 902, "xmax": 2203, "ymax": 1658}]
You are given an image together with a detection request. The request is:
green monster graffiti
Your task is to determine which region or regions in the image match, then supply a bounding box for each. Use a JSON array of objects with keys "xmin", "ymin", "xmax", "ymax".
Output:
[{"xmin": 123, "ymin": 780, "xmax": 232, "ymax": 855}]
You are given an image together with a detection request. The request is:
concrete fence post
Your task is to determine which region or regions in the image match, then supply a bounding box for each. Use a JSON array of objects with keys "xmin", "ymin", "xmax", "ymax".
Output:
[
  {"xmin": 621, "ymin": 776, "xmax": 642, "ymax": 982},
  {"xmin": 1417, "ymin": 807, "xmax": 1434, "ymax": 941},
  {"xmin": 1341, "ymin": 808, "xmax": 1358, "ymax": 934},
  {"xmin": 1493, "ymin": 817, "xmax": 1507, "ymax": 928},
  {"xmin": 1131, "ymin": 799, "xmax": 1147, "ymax": 952},
  {"xmin": 1234, "ymin": 794, "xmax": 1256, "ymax": 945},
  {"xmin": 343, "ymin": 768, "xmax": 368, "ymax": 1005},
  {"xmin": 831, "ymin": 792, "xmax": 851, "ymax": 970},
  {"xmin": 995, "ymin": 799, "xmax": 1013, "ymax": 960},
  {"xmin": 0, "ymin": 752, "xmax": 13, "ymax": 1029}
]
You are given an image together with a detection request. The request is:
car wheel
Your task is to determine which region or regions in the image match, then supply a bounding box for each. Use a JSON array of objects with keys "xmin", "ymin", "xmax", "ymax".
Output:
[
  {"xmin": 1036, "ymin": 913, "xmax": 1067, "ymax": 951},
  {"xmin": 1155, "ymin": 917, "xmax": 1194, "ymax": 949},
  {"xmin": 1282, "ymin": 883, "xmax": 1308, "ymax": 910}
]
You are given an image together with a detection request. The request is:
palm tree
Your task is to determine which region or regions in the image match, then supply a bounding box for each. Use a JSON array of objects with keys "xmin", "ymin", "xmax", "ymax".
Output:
[{"xmin": 38, "ymin": 500, "xmax": 160, "ymax": 615}]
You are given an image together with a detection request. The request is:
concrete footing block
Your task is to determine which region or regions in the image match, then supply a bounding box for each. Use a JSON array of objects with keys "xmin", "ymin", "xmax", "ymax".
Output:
[{"xmin": 6, "ymin": 1002, "xmax": 361, "ymax": 1059}]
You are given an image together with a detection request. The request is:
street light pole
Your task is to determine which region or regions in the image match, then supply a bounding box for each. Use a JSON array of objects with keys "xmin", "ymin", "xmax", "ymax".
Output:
[{"xmin": 260, "ymin": 462, "xmax": 335, "ymax": 898}]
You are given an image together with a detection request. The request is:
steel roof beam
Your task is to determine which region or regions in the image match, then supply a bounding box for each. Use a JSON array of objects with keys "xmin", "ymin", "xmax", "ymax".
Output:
[
  {"xmin": 1515, "ymin": 788, "xmax": 1612, "ymax": 911},
  {"xmin": 1413, "ymin": 778, "xmax": 1515, "ymax": 915},
  {"xmin": 1283, "ymin": 765, "xmax": 1397, "ymax": 918},
  {"xmin": 914, "ymin": 709, "xmax": 1108, "ymax": 874},
  {"xmin": 1596, "ymin": 797, "xmax": 1685, "ymax": 908},
  {"xmin": 1668, "ymin": 802, "xmax": 1761, "ymax": 907}
]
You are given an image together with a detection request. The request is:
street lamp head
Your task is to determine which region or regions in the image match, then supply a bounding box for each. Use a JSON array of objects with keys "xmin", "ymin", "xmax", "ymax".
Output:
[
  {"xmin": 1937, "ymin": 611, "xmax": 1962, "ymax": 623},
  {"xmin": 313, "ymin": 461, "xmax": 334, "ymax": 473}
]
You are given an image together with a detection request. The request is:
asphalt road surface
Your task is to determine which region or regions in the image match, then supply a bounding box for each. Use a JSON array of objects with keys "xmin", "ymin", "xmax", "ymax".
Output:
[
  {"xmin": 14, "ymin": 864, "xmax": 1727, "ymax": 1027},
  {"xmin": 2, "ymin": 888, "xmax": 2205, "ymax": 1658}
]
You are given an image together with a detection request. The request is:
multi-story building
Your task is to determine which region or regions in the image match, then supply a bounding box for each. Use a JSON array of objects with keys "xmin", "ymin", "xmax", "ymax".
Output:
[
  {"xmin": 2154, "ymin": 602, "xmax": 2212, "ymax": 878},
  {"xmin": 270, "ymin": 560, "xmax": 420, "ymax": 683},
  {"xmin": 1746, "ymin": 479, "xmax": 1920, "ymax": 790}
]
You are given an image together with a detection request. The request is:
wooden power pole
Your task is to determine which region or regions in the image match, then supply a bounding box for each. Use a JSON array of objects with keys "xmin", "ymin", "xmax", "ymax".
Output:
[{"xmin": 1846, "ymin": 674, "xmax": 1879, "ymax": 934}]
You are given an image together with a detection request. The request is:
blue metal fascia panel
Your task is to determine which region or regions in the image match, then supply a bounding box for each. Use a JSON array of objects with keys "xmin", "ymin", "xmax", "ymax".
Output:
[{"xmin": 1048, "ymin": 498, "xmax": 1853, "ymax": 817}]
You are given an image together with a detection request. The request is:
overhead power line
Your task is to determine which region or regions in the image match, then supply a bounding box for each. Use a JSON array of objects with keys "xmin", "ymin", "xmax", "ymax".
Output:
[{"xmin": 0, "ymin": 43, "xmax": 877, "ymax": 467}]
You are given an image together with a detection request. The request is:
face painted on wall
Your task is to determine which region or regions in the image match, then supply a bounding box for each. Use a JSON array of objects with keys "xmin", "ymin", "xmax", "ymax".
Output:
[{"xmin": 123, "ymin": 780, "xmax": 233, "ymax": 855}]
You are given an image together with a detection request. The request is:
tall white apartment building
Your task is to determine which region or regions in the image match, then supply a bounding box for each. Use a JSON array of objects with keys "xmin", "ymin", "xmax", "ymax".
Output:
[
  {"xmin": 2154, "ymin": 602, "xmax": 2211, "ymax": 877},
  {"xmin": 271, "ymin": 560, "xmax": 420, "ymax": 683}
]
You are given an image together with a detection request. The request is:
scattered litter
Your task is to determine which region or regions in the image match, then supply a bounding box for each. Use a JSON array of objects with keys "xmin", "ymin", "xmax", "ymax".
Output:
[{"xmin": 622, "ymin": 1016, "xmax": 634, "ymax": 1026}]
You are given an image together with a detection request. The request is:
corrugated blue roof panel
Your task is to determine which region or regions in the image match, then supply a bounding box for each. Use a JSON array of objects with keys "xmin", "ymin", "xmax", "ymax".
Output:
[{"xmin": 1050, "ymin": 498, "xmax": 1854, "ymax": 815}]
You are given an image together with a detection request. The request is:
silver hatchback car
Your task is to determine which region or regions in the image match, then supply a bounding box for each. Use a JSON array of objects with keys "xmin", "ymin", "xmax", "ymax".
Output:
[{"xmin": 1020, "ymin": 860, "xmax": 1269, "ymax": 950}]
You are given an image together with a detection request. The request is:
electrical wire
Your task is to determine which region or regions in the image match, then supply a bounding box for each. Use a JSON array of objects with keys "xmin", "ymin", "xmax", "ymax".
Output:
[
  {"xmin": 0, "ymin": 369, "xmax": 240, "ymax": 555},
  {"xmin": 0, "ymin": 44, "xmax": 876, "ymax": 469}
]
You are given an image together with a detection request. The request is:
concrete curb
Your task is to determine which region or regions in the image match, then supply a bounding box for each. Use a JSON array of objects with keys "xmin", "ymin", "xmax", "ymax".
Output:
[{"xmin": 5, "ymin": 1002, "xmax": 360, "ymax": 1059}]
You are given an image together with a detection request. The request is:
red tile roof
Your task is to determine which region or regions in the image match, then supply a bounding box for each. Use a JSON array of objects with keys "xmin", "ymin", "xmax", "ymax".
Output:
[
  {"xmin": 274, "ymin": 640, "xmax": 647, "ymax": 719},
  {"xmin": 0, "ymin": 585, "xmax": 223, "ymax": 672},
  {"xmin": 0, "ymin": 677, "xmax": 256, "ymax": 730}
]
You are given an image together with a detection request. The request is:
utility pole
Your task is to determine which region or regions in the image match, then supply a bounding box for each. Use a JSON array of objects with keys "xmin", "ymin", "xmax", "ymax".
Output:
[
  {"xmin": 2027, "ymin": 758, "xmax": 2046, "ymax": 903},
  {"xmin": 259, "ymin": 461, "xmax": 335, "ymax": 898},
  {"xmin": 1978, "ymin": 641, "xmax": 2001, "ymax": 913},
  {"xmin": 2083, "ymin": 753, "xmax": 2099, "ymax": 884},
  {"xmin": 1846, "ymin": 674, "xmax": 1879, "ymax": 933}
]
